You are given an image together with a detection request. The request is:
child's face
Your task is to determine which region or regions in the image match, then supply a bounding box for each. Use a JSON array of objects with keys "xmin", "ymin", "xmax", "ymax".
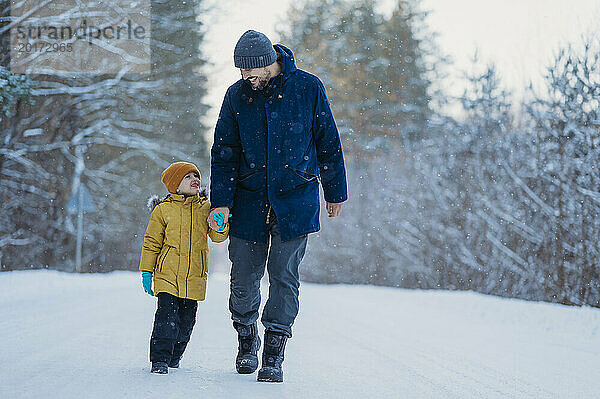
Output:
[{"xmin": 176, "ymin": 171, "xmax": 201, "ymax": 195}]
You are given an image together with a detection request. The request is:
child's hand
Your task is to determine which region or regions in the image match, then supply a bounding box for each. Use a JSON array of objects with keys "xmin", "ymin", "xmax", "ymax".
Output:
[
  {"xmin": 141, "ymin": 271, "xmax": 154, "ymax": 296},
  {"xmin": 208, "ymin": 207, "xmax": 230, "ymax": 230},
  {"xmin": 214, "ymin": 212, "xmax": 231, "ymax": 231},
  {"xmin": 213, "ymin": 212, "xmax": 227, "ymax": 231},
  {"xmin": 214, "ymin": 212, "xmax": 224, "ymax": 226}
]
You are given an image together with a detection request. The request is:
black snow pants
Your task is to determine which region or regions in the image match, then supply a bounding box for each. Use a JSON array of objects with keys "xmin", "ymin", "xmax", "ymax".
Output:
[{"xmin": 150, "ymin": 292, "xmax": 198, "ymax": 364}]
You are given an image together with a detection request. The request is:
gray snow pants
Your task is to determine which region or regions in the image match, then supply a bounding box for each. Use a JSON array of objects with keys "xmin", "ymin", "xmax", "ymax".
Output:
[{"xmin": 228, "ymin": 221, "xmax": 308, "ymax": 338}]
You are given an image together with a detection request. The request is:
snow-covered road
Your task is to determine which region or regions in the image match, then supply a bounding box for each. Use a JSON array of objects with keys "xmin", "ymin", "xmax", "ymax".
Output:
[{"xmin": 1, "ymin": 270, "xmax": 598, "ymax": 398}]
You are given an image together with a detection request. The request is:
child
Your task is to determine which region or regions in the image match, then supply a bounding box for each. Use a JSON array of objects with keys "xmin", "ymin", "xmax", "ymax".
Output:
[{"xmin": 139, "ymin": 162, "xmax": 229, "ymax": 374}]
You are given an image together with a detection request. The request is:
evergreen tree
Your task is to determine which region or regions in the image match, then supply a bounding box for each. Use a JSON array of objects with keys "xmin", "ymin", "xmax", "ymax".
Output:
[{"xmin": 281, "ymin": 0, "xmax": 435, "ymax": 154}]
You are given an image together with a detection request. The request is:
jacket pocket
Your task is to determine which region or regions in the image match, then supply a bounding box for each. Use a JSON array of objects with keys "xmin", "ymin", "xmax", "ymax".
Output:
[
  {"xmin": 236, "ymin": 166, "xmax": 266, "ymax": 192},
  {"xmin": 279, "ymin": 164, "xmax": 319, "ymax": 193},
  {"xmin": 157, "ymin": 246, "xmax": 172, "ymax": 273},
  {"xmin": 201, "ymin": 250, "xmax": 208, "ymax": 277},
  {"xmin": 237, "ymin": 168, "xmax": 260, "ymax": 182},
  {"xmin": 285, "ymin": 164, "xmax": 318, "ymax": 182}
]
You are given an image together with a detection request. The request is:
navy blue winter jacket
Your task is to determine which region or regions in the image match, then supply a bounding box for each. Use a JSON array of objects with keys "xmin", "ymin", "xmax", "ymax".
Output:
[{"xmin": 210, "ymin": 44, "xmax": 348, "ymax": 243}]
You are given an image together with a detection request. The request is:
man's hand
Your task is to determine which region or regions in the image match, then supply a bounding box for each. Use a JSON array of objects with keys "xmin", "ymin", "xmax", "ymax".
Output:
[
  {"xmin": 208, "ymin": 207, "xmax": 230, "ymax": 230},
  {"xmin": 326, "ymin": 202, "xmax": 344, "ymax": 218}
]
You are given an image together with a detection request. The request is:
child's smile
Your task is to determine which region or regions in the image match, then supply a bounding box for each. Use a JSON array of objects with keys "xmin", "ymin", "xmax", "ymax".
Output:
[{"xmin": 177, "ymin": 171, "xmax": 201, "ymax": 195}]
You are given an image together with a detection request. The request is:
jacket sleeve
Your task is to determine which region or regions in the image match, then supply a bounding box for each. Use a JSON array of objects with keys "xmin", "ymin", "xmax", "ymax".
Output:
[
  {"xmin": 139, "ymin": 205, "xmax": 166, "ymax": 272},
  {"xmin": 208, "ymin": 222, "xmax": 229, "ymax": 243},
  {"xmin": 313, "ymin": 78, "xmax": 348, "ymax": 203},
  {"xmin": 210, "ymin": 88, "xmax": 241, "ymax": 208}
]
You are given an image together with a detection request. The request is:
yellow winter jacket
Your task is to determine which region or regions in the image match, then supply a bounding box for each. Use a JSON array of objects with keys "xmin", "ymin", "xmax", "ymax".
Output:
[{"xmin": 139, "ymin": 193, "xmax": 229, "ymax": 301}]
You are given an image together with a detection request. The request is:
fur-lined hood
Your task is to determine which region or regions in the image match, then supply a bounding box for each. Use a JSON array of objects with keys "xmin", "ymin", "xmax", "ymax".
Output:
[{"xmin": 146, "ymin": 188, "xmax": 208, "ymax": 213}]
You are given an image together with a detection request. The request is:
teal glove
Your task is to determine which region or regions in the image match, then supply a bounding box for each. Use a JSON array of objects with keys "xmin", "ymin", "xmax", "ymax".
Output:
[
  {"xmin": 213, "ymin": 212, "xmax": 229, "ymax": 232},
  {"xmin": 141, "ymin": 271, "xmax": 153, "ymax": 296}
]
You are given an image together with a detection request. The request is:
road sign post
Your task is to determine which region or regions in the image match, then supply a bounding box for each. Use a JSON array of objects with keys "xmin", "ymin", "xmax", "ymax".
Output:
[{"xmin": 67, "ymin": 184, "xmax": 96, "ymax": 272}]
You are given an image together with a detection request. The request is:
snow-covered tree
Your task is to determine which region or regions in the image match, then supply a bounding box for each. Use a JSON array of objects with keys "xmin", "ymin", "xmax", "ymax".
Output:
[
  {"xmin": 302, "ymin": 31, "xmax": 600, "ymax": 308},
  {"xmin": 526, "ymin": 42, "xmax": 600, "ymax": 305},
  {"xmin": 0, "ymin": 0, "xmax": 210, "ymax": 272}
]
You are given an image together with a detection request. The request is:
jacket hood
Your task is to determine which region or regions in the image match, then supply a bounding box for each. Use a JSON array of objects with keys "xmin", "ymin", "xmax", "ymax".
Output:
[
  {"xmin": 146, "ymin": 195, "xmax": 163, "ymax": 213},
  {"xmin": 146, "ymin": 188, "xmax": 208, "ymax": 213},
  {"xmin": 273, "ymin": 44, "xmax": 297, "ymax": 80}
]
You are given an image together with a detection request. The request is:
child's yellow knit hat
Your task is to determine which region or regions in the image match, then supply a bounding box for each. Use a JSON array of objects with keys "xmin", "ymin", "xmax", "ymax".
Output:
[{"xmin": 161, "ymin": 162, "xmax": 201, "ymax": 194}]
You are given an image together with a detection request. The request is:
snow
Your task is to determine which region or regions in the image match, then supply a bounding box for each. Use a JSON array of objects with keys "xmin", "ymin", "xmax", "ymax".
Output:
[{"xmin": 1, "ymin": 270, "xmax": 599, "ymax": 398}]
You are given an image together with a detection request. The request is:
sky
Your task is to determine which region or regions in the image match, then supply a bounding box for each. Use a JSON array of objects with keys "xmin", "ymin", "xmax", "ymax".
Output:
[{"xmin": 200, "ymin": 0, "xmax": 600, "ymax": 130}]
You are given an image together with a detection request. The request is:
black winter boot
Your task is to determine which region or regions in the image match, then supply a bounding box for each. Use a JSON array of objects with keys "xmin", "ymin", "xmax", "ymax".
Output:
[
  {"xmin": 151, "ymin": 361, "xmax": 168, "ymax": 374},
  {"xmin": 168, "ymin": 356, "xmax": 181, "ymax": 368},
  {"xmin": 257, "ymin": 331, "xmax": 287, "ymax": 383},
  {"xmin": 234, "ymin": 322, "xmax": 261, "ymax": 374}
]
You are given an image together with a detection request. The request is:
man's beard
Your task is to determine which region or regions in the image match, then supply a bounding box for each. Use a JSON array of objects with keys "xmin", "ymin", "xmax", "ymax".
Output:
[{"xmin": 249, "ymin": 70, "xmax": 272, "ymax": 90}]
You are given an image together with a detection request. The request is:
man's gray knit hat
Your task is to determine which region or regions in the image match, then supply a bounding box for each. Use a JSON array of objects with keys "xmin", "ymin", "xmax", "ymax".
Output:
[{"xmin": 234, "ymin": 30, "xmax": 277, "ymax": 69}]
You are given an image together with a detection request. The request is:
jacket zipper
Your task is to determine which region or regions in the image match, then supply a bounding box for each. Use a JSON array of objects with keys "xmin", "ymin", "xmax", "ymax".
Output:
[
  {"xmin": 265, "ymin": 92, "xmax": 272, "ymax": 226},
  {"xmin": 185, "ymin": 201, "xmax": 192, "ymax": 296},
  {"xmin": 158, "ymin": 246, "xmax": 171, "ymax": 272}
]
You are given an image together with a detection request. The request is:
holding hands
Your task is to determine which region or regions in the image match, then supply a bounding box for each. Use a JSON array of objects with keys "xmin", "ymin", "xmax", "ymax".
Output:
[
  {"xmin": 208, "ymin": 207, "xmax": 230, "ymax": 231},
  {"xmin": 213, "ymin": 212, "xmax": 228, "ymax": 231}
]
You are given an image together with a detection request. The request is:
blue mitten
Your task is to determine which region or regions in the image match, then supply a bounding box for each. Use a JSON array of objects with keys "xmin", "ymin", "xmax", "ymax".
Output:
[
  {"xmin": 141, "ymin": 271, "xmax": 154, "ymax": 296},
  {"xmin": 213, "ymin": 212, "xmax": 227, "ymax": 231}
]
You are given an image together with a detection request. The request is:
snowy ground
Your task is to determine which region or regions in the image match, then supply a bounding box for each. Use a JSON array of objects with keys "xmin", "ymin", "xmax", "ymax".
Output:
[{"xmin": 1, "ymin": 270, "xmax": 599, "ymax": 398}]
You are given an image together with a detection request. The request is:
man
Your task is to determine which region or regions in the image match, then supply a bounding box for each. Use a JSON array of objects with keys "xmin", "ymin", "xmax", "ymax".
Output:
[{"xmin": 208, "ymin": 30, "xmax": 347, "ymax": 383}]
